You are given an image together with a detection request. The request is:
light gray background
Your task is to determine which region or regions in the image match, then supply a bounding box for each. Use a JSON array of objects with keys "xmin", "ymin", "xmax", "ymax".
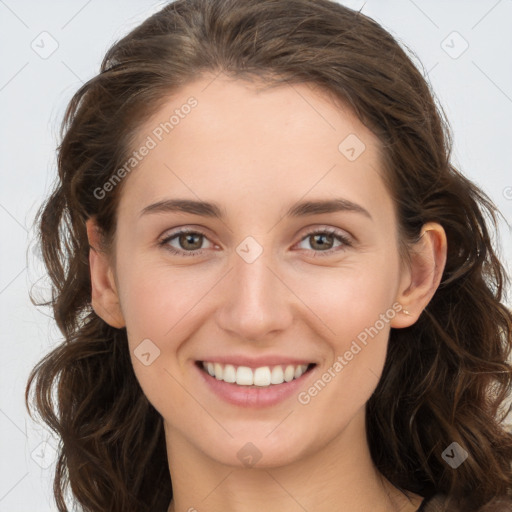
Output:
[{"xmin": 1, "ymin": 0, "xmax": 511, "ymax": 510}]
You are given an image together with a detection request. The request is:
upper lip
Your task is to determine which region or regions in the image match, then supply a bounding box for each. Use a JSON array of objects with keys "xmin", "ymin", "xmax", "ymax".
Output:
[{"xmin": 197, "ymin": 355, "xmax": 316, "ymax": 369}]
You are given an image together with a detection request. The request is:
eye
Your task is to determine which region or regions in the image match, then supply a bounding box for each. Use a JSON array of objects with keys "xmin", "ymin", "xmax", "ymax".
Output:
[
  {"xmin": 295, "ymin": 227, "xmax": 352, "ymax": 257},
  {"xmin": 159, "ymin": 229, "xmax": 213, "ymax": 257},
  {"xmin": 158, "ymin": 226, "xmax": 352, "ymax": 257}
]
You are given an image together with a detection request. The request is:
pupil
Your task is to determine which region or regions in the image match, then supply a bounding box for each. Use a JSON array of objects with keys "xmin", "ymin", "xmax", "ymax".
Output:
[
  {"xmin": 182, "ymin": 233, "xmax": 201, "ymax": 250},
  {"xmin": 313, "ymin": 234, "xmax": 332, "ymax": 250}
]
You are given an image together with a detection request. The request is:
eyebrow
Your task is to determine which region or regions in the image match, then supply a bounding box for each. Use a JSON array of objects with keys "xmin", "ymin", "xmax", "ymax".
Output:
[{"xmin": 139, "ymin": 197, "xmax": 372, "ymax": 220}]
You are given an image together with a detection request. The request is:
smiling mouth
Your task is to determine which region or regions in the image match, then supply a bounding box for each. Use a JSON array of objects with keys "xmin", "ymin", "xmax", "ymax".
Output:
[{"xmin": 196, "ymin": 361, "xmax": 317, "ymax": 387}]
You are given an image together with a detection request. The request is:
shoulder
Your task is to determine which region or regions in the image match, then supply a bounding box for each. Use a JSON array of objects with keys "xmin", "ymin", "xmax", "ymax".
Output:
[{"xmin": 421, "ymin": 494, "xmax": 512, "ymax": 512}]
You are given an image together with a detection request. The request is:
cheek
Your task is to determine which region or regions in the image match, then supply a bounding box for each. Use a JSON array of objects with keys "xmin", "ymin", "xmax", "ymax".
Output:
[
  {"xmin": 296, "ymin": 257, "xmax": 400, "ymax": 339},
  {"xmin": 117, "ymin": 267, "xmax": 207, "ymax": 417},
  {"xmin": 293, "ymin": 259, "xmax": 400, "ymax": 391},
  {"xmin": 291, "ymin": 271, "xmax": 397, "ymax": 438},
  {"xmin": 118, "ymin": 260, "xmax": 214, "ymax": 341},
  {"xmin": 116, "ymin": 264, "xmax": 221, "ymax": 407}
]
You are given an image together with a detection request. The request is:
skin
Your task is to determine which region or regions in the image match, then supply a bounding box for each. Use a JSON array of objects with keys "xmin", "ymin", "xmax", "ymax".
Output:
[{"xmin": 87, "ymin": 73, "xmax": 447, "ymax": 512}]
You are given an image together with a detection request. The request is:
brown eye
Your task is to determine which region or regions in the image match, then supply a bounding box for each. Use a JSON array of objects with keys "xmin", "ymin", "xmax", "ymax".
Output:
[
  {"xmin": 308, "ymin": 233, "xmax": 335, "ymax": 251},
  {"xmin": 159, "ymin": 229, "xmax": 213, "ymax": 256},
  {"xmin": 177, "ymin": 232, "xmax": 204, "ymax": 251},
  {"xmin": 296, "ymin": 228, "xmax": 352, "ymax": 256}
]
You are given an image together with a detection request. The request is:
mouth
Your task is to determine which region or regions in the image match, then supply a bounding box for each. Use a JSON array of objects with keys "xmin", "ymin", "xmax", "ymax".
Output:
[
  {"xmin": 194, "ymin": 359, "xmax": 318, "ymax": 407},
  {"xmin": 195, "ymin": 360, "xmax": 317, "ymax": 387}
]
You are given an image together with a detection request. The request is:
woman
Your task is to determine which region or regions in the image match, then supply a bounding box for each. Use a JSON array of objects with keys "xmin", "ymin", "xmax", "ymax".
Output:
[{"xmin": 25, "ymin": 0, "xmax": 512, "ymax": 511}]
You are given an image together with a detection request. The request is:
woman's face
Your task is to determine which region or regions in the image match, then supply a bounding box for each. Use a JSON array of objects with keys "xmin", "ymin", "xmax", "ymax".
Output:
[{"xmin": 97, "ymin": 74, "xmax": 416, "ymax": 468}]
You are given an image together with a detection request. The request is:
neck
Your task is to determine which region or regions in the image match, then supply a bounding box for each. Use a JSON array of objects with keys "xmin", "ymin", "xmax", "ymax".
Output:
[{"xmin": 164, "ymin": 408, "xmax": 423, "ymax": 512}]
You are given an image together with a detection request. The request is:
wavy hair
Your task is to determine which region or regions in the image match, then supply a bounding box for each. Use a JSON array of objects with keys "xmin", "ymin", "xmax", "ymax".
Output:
[{"xmin": 25, "ymin": 0, "xmax": 512, "ymax": 510}]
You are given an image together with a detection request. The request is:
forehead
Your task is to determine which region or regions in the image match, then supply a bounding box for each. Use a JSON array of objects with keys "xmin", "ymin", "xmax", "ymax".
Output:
[{"xmin": 118, "ymin": 74, "xmax": 392, "ymax": 223}]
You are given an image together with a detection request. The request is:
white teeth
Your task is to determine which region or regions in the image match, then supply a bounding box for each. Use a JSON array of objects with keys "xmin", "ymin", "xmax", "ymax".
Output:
[
  {"xmin": 270, "ymin": 365, "xmax": 284, "ymax": 384},
  {"xmin": 201, "ymin": 361, "xmax": 312, "ymax": 387},
  {"xmin": 236, "ymin": 366, "xmax": 254, "ymax": 386},
  {"xmin": 253, "ymin": 367, "xmax": 271, "ymax": 386},
  {"xmin": 223, "ymin": 364, "xmax": 236, "ymax": 383},
  {"xmin": 284, "ymin": 365, "xmax": 295, "ymax": 382},
  {"xmin": 293, "ymin": 364, "xmax": 308, "ymax": 379},
  {"xmin": 214, "ymin": 362, "xmax": 223, "ymax": 380}
]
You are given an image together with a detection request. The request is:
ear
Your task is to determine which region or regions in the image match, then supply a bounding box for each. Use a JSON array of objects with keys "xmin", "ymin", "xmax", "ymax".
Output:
[
  {"xmin": 86, "ymin": 218, "xmax": 126, "ymax": 329},
  {"xmin": 391, "ymin": 222, "xmax": 447, "ymax": 328}
]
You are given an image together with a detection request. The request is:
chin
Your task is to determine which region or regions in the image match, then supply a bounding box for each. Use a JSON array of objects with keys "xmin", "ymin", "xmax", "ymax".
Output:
[{"xmin": 198, "ymin": 425, "xmax": 316, "ymax": 469}]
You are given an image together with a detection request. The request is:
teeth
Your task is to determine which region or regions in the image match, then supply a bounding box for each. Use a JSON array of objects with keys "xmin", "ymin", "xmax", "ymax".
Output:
[
  {"xmin": 254, "ymin": 367, "xmax": 271, "ymax": 386},
  {"xmin": 214, "ymin": 362, "xmax": 223, "ymax": 380},
  {"xmin": 223, "ymin": 364, "xmax": 236, "ymax": 383},
  {"xmin": 236, "ymin": 366, "xmax": 254, "ymax": 385},
  {"xmin": 270, "ymin": 365, "xmax": 284, "ymax": 384},
  {"xmin": 284, "ymin": 365, "xmax": 295, "ymax": 382},
  {"xmin": 201, "ymin": 361, "xmax": 310, "ymax": 387}
]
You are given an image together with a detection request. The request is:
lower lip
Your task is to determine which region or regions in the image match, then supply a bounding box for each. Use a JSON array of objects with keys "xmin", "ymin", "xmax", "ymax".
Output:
[{"xmin": 195, "ymin": 362, "xmax": 317, "ymax": 408}]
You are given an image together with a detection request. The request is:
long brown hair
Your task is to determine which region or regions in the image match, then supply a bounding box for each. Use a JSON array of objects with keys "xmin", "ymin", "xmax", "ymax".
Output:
[{"xmin": 25, "ymin": 0, "xmax": 512, "ymax": 510}]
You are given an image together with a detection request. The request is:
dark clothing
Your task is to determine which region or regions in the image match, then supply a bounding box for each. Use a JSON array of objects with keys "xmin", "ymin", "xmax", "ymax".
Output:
[{"xmin": 417, "ymin": 493, "xmax": 512, "ymax": 512}]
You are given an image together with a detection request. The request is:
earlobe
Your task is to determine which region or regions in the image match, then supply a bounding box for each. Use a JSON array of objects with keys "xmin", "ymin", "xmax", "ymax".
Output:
[
  {"xmin": 86, "ymin": 218, "xmax": 126, "ymax": 329},
  {"xmin": 391, "ymin": 222, "xmax": 447, "ymax": 328}
]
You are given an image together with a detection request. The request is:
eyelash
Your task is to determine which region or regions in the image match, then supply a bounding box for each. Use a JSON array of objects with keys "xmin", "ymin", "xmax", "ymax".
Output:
[{"xmin": 158, "ymin": 227, "xmax": 353, "ymax": 258}]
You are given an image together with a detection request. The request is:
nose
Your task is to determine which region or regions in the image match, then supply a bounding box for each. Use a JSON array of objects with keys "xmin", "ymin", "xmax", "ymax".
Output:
[{"xmin": 214, "ymin": 247, "xmax": 294, "ymax": 342}]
